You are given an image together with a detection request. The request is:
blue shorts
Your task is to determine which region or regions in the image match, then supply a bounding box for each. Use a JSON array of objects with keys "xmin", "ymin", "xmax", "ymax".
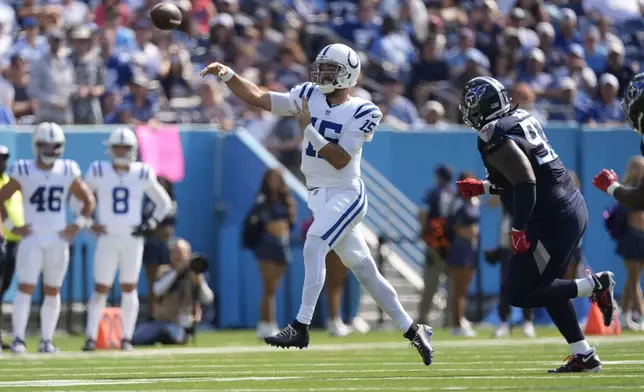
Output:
[
  {"xmin": 446, "ymin": 236, "xmax": 478, "ymax": 268},
  {"xmin": 617, "ymin": 227, "xmax": 644, "ymax": 260},
  {"xmin": 254, "ymin": 234, "xmax": 291, "ymax": 263}
]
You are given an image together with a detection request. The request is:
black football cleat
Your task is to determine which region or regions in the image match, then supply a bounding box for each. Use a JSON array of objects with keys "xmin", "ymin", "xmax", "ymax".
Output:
[
  {"xmin": 590, "ymin": 271, "xmax": 617, "ymax": 327},
  {"xmin": 409, "ymin": 324, "xmax": 434, "ymax": 366},
  {"xmin": 82, "ymin": 338, "xmax": 96, "ymax": 352},
  {"xmin": 264, "ymin": 321, "xmax": 309, "ymax": 349},
  {"xmin": 548, "ymin": 349, "xmax": 602, "ymax": 373}
]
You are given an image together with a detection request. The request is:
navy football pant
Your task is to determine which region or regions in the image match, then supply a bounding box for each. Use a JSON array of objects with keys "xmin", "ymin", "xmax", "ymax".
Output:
[{"xmin": 501, "ymin": 201, "xmax": 588, "ymax": 343}]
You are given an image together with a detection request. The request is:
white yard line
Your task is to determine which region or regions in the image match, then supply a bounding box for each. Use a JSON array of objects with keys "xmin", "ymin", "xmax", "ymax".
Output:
[{"xmin": 0, "ymin": 376, "xmax": 301, "ymax": 388}]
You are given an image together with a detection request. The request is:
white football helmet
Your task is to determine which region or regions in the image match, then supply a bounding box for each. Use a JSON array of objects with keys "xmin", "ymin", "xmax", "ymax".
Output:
[
  {"xmin": 106, "ymin": 127, "xmax": 138, "ymax": 166},
  {"xmin": 32, "ymin": 122, "xmax": 65, "ymax": 165},
  {"xmin": 311, "ymin": 43, "xmax": 361, "ymax": 94}
]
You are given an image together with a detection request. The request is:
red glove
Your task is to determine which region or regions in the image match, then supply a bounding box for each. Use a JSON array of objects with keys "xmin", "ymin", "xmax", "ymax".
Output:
[
  {"xmin": 593, "ymin": 169, "xmax": 621, "ymax": 195},
  {"xmin": 510, "ymin": 229, "xmax": 531, "ymax": 253},
  {"xmin": 456, "ymin": 178, "xmax": 488, "ymax": 198}
]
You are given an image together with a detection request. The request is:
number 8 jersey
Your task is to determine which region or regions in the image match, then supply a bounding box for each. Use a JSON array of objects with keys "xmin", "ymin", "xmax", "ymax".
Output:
[
  {"xmin": 477, "ymin": 109, "xmax": 581, "ymax": 219},
  {"xmin": 9, "ymin": 159, "xmax": 80, "ymax": 235},
  {"xmin": 84, "ymin": 161, "xmax": 162, "ymax": 235}
]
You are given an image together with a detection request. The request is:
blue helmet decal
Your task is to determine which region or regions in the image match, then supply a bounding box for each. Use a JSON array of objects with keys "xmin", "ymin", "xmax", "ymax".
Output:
[{"xmin": 465, "ymin": 84, "xmax": 488, "ymax": 108}]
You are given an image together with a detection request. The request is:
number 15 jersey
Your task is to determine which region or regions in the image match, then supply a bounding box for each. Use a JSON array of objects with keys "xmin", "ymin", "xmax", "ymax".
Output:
[
  {"xmin": 85, "ymin": 161, "xmax": 159, "ymax": 235},
  {"xmin": 477, "ymin": 109, "xmax": 581, "ymax": 220},
  {"xmin": 9, "ymin": 159, "xmax": 80, "ymax": 235}
]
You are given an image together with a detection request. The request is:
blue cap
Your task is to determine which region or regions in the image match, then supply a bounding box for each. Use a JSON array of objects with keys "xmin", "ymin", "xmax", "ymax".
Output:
[
  {"xmin": 22, "ymin": 17, "xmax": 38, "ymax": 29},
  {"xmin": 569, "ymin": 43, "xmax": 585, "ymax": 58}
]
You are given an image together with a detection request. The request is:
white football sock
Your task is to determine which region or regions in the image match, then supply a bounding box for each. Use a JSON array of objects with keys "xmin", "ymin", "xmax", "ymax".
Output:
[
  {"xmin": 296, "ymin": 235, "xmax": 328, "ymax": 325},
  {"xmin": 575, "ymin": 276, "xmax": 595, "ymax": 297},
  {"xmin": 569, "ymin": 339, "xmax": 592, "ymax": 355},
  {"xmin": 40, "ymin": 294, "xmax": 61, "ymax": 341},
  {"xmin": 121, "ymin": 291, "xmax": 139, "ymax": 340},
  {"xmin": 351, "ymin": 255, "xmax": 413, "ymax": 332},
  {"xmin": 85, "ymin": 292, "xmax": 107, "ymax": 340},
  {"xmin": 11, "ymin": 291, "xmax": 31, "ymax": 341}
]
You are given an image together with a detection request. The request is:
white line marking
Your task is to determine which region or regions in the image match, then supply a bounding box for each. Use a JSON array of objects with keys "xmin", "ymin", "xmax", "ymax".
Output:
[{"xmin": 0, "ymin": 376, "xmax": 301, "ymax": 388}]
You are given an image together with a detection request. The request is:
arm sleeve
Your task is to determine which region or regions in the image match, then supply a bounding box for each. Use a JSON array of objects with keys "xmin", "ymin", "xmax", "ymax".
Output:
[
  {"xmin": 198, "ymin": 280, "xmax": 214, "ymax": 304},
  {"xmin": 153, "ymin": 269, "xmax": 178, "ymax": 297},
  {"xmin": 143, "ymin": 166, "xmax": 173, "ymax": 222}
]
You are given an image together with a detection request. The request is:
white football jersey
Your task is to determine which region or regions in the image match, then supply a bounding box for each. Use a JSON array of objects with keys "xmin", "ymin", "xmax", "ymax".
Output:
[
  {"xmin": 289, "ymin": 83, "xmax": 382, "ymax": 188},
  {"xmin": 9, "ymin": 159, "xmax": 80, "ymax": 234},
  {"xmin": 85, "ymin": 161, "xmax": 163, "ymax": 234}
]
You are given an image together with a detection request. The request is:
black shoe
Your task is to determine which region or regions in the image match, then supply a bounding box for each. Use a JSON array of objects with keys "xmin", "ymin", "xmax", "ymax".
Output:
[
  {"xmin": 82, "ymin": 338, "xmax": 96, "ymax": 352},
  {"xmin": 264, "ymin": 320, "xmax": 309, "ymax": 349},
  {"xmin": 590, "ymin": 271, "xmax": 617, "ymax": 327},
  {"xmin": 548, "ymin": 350, "xmax": 602, "ymax": 373},
  {"xmin": 408, "ymin": 324, "xmax": 434, "ymax": 366},
  {"xmin": 121, "ymin": 339, "xmax": 133, "ymax": 352}
]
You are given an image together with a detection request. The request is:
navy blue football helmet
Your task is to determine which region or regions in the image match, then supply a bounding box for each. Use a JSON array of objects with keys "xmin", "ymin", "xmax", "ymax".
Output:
[
  {"xmin": 623, "ymin": 73, "xmax": 644, "ymax": 135},
  {"xmin": 459, "ymin": 76, "xmax": 513, "ymax": 130}
]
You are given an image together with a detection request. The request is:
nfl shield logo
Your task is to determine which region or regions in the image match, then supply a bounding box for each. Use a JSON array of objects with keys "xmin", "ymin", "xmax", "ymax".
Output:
[{"xmin": 325, "ymin": 110, "xmax": 331, "ymax": 116}]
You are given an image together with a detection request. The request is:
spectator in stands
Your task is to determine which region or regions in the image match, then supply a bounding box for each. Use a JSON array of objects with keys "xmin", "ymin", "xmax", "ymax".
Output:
[
  {"xmin": 554, "ymin": 8, "xmax": 581, "ymax": 50},
  {"xmin": 70, "ymin": 26, "xmax": 105, "ymax": 125},
  {"xmin": 5, "ymin": 54, "xmax": 36, "ymax": 121},
  {"xmin": 0, "ymin": 72, "xmax": 13, "ymax": 109},
  {"xmin": 370, "ymin": 15, "xmax": 415, "ymax": 77},
  {"xmin": 603, "ymin": 42, "xmax": 634, "ymax": 97},
  {"xmin": 332, "ymin": 0, "xmax": 381, "ymax": 52},
  {"xmin": 517, "ymin": 48, "xmax": 552, "ymax": 98},
  {"xmin": 274, "ymin": 43, "xmax": 308, "ymax": 91},
  {"xmin": 554, "ymin": 44, "xmax": 587, "ymax": 87},
  {"xmin": 252, "ymin": 169, "xmax": 295, "ymax": 338},
  {"xmin": 615, "ymin": 156, "xmax": 644, "ymax": 330},
  {"xmin": 510, "ymin": 82, "xmax": 547, "ymax": 124},
  {"xmin": 103, "ymin": 6, "xmax": 136, "ymax": 53},
  {"xmin": 381, "ymin": 73, "xmax": 419, "ymax": 127},
  {"xmin": 507, "ymin": 8, "xmax": 539, "ymax": 49},
  {"xmin": 418, "ymin": 165, "xmax": 454, "ymax": 326},
  {"xmin": 584, "ymin": 73, "xmax": 625, "ymax": 125},
  {"xmin": 454, "ymin": 49, "xmax": 491, "ymax": 90},
  {"xmin": 264, "ymin": 117, "xmax": 302, "ymax": 176},
  {"xmin": 546, "ymin": 77, "xmax": 586, "ymax": 123},
  {"xmin": 119, "ymin": 74, "xmax": 160, "ymax": 126},
  {"xmin": 582, "ymin": 26, "xmax": 607, "ymax": 75},
  {"xmin": 101, "ymin": 29, "xmax": 134, "ymax": 92},
  {"xmin": 133, "ymin": 238, "xmax": 213, "ymax": 345},
  {"xmin": 535, "ymin": 21, "xmax": 564, "ymax": 72},
  {"xmin": 28, "ymin": 30, "xmax": 74, "ymax": 124},
  {"xmin": 242, "ymin": 103, "xmax": 277, "ymax": 143},
  {"xmin": 94, "ymin": 0, "xmax": 130, "ymax": 28},
  {"xmin": 158, "ymin": 41, "xmax": 193, "ymax": 100},
  {"xmin": 407, "ymin": 36, "xmax": 449, "ymax": 103},
  {"xmin": 252, "ymin": 9, "xmax": 282, "ymax": 63},
  {"xmin": 418, "ymin": 101, "xmax": 448, "ymax": 130},
  {"xmin": 597, "ymin": 15, "xmax": 623, "ymax": 48},
  {"xmin": 188, "ymin": 0, "xmax": 217, "ymax": 36},
  {"xmin": 102, "ymin": 89, "xmax": 121, "ymax": 124},
  {"xmin": 132, "ymin": 19, "xmax": 161, "ymax": 80},
  {"xmin": 445, "ymin": 28, "xmax": 481, "ymax": 76},
  {"xmin": 473, "ymin": 0, "xmax": 503, "ymax": 63},
  {"xmin": 448, "ymin": 171, "xmax": 480, "ymax": 337},
  {"xmin": 9, "ymin": 18, "xmax": 48, "ymax": 66},
  {"xmin": 492, "ymin": 50, "xmax": 516, "ymax": 88},
  {"xmin": 194, "ymin": 80, "xmax": 234, "ymax": 129},
  {"xmin": 208, "ymin": 13, "xmax": 236, "ymax": 64},
  {"xmin": 578, "ymin": 67, "xmax": 598, "ymax": 104},
  {"xmin": 61, "ymin": 0, "xmax": 91, "ymax": 30}
]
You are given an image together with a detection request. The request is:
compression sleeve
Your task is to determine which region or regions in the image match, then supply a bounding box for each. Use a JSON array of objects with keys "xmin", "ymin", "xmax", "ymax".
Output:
[
  {"xmin": 512, "ymin": 181, "xmax": 536, "ymax": 230},
  {"xmin": 153, "ymin": 269, "xmax": 178, "ymax": 297},
  {"xmin": 269, "ymin": 92, "xmax": 294, "ymax": 116}
]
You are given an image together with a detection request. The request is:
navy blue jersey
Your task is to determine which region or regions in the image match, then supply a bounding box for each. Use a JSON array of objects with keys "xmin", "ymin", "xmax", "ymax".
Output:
[{"xmin": 477, "ymin": 109, "xmax": 581, "ymax": 221}]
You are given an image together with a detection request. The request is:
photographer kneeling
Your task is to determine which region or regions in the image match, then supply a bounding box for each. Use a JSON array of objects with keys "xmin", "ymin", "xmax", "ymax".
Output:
[{"xmin": 132, "ymin": 238, "xmax": 213, "ymax": 345}]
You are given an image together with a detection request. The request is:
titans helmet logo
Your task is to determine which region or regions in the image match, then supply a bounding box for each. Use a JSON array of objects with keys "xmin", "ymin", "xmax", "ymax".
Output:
[
  {"xmin": 626, "ymin": 79, "xmax": 644, "ymax": 104},
  {"xmin": 465, "ymin": 85, "xmax": 488, "ymax": 108}
]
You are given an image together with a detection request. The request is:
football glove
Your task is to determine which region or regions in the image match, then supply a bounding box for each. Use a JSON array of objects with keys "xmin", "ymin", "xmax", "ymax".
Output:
[
  {"xmin": 456, "ymin": 178, "xmax": 489, "ymax": 198},
  {"xmin": 510, "ymin": 229, "xmax": 530, "ymax": 253},
  {"xmin": 132, "ymin": 218, "xmax": 158, "ymax": 237},
  {"xmin": 592, "ymin": 169, "xmax": 621, "ymax": 196}
]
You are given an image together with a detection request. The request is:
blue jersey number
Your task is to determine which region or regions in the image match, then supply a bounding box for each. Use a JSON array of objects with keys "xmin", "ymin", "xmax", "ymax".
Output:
[
  {"xmin": 30, "ymin": 186, "xmax": 64, "ymax": 212},
  {"xmin": 305, "ymin": 118, "xmax": 343, "ymax": 158},
  {"xmin": 112, "ymin": 187, "xmax": 129, "ymax": 214}
]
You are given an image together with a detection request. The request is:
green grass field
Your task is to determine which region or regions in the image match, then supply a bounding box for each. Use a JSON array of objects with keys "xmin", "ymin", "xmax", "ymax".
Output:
[{"xmin": 1, "ymin": 328, "xmax": 644, "ymax": 391}]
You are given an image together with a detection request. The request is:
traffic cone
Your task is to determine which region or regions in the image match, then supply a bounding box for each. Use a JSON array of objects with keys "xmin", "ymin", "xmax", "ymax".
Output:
[
  {"xmin": 96, "ymin": 307, "xmax": 123, "ymax": 349},
  {"xmin": 584, "ymin": 303, "xmax": 621, "ymax": 336}
]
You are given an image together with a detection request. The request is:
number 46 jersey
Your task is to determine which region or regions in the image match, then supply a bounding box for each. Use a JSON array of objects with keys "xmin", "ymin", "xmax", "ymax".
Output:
[
  {"xmin": 9, "ymin": 159, "xmax": 80, "ymax": 235},
  {"xmin": 477, "ymin": 109, "xmax": 581, "ymax": 219},
  {"xmin": 85, "ymin": 161, "xmax": 165, "ymax": 235}
]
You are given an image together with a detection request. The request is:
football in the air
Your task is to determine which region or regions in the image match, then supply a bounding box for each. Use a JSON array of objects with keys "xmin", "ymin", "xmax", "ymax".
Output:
[{"xmin": 149, "ymin": 3, "xmax": 182, "ymax": 31}]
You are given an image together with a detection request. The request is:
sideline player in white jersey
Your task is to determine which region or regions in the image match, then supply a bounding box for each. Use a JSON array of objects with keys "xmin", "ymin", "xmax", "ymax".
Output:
[
  {"xmin": 0, "ymin": 122, "xmax": 96, "ymax": 354},
  {"xmin": 201, "ymin": 43, "xmax": 434, "ymax": 365},
  {"xmin": 81, "ymin": 127, "xmax": 173, "ymax": 352}
]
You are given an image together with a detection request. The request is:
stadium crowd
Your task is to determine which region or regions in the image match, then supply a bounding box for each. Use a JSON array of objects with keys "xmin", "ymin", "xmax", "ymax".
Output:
[{"xmin": 0, "ymin": 0, "xmax": 640, "ymax": 134}]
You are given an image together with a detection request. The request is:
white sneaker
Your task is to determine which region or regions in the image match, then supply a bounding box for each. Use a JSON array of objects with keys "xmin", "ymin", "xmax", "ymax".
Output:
[
  {"xmin": 256, "ymin": 321, "xmax": 279, "ymax": 339},
  {"xmin": 522, "ymin": 321, "xmax": 536, "ymax": 338},
  {"xmin": 493, "ymin": 323, "xmax": 510, "ymax": 338},
  {"xmin": 328, "ymin": 318, "xmax": 352, "ymax": 337},
  {"xmin": 460, "ymin": 318, "xmax": 472, "ymax": 330},
  {"xmin": 10, "ymin": 338, "xmax": 26, "ymax": 354},
  {"xmin": 351, "ymin": 316, "xmax": 371, "ymax": 334},
  {"xmin": 452, "ymin": 326, "xmax": 477, "ymax": 337},
  {"xmin": 38, "ymin": 340, "xmax": 58, "ymax": 354},
  {"xmin": 620, "ymin": 312, "xmax": 641, "ymax": 331}
]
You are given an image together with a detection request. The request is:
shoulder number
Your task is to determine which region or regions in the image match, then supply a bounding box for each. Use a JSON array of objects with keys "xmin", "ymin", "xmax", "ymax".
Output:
[{"xmin": 514, "ymin": 113, "xmax": 558, "ymax": 165}]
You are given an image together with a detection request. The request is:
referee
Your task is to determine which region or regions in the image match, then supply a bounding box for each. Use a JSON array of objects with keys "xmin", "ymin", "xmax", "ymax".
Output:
[{"xmin": 0, "ymin": 145, "xmax": 24, "ymax": 349}]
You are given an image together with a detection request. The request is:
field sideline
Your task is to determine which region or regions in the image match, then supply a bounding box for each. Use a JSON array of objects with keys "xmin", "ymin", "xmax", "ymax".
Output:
[{"xmin": 1, "ymin": 328, "xmax": 644, "ymax": 391}]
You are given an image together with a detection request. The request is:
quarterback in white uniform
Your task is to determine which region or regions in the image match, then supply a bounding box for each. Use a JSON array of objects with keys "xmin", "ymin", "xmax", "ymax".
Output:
[
  {"xmin": 201, "ymin": 43, "xmax": 433, "ymax": 365},
  {"xmin": 82, "ymin": 127, "xmax": 173, "ymax": 352},
  {"xmin": 0, "ymin": 123, "xmax": 96, "ymax": 354}
]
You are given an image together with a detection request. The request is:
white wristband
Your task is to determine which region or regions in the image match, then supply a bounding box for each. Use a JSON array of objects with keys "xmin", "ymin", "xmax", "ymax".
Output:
[
  {"xmin": 304, "ymin": 124, "xmax": 329, "ymax": 151},
  {"xmin": 607, "ymin": 182, "xmax": 621, "ymax": 197},
  {"xmin": 220, "ymin": 67, "xmax": 234, "ymax": 82},
  {"xmin": 74, "ymin": 216, "xmax": 93, "ymax": 229},
  {"xmin": 482, "ymin": 180, "xmax": 491, "ymax": 194}
]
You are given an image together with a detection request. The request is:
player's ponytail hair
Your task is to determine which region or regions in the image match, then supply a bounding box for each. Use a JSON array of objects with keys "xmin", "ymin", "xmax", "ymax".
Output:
[{"xmin": 623, "ymin": 156, "xmax": 644, "ymax": 186}]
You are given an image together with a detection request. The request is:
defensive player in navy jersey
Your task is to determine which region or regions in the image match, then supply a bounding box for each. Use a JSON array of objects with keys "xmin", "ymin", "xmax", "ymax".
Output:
[
  {"xmin": 456, "ymin": 76, "xmax": 617, "ymax": 373},
  {"xmin": 594, "ymin": 73, "xmax": 644, "ymax": 207}
]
